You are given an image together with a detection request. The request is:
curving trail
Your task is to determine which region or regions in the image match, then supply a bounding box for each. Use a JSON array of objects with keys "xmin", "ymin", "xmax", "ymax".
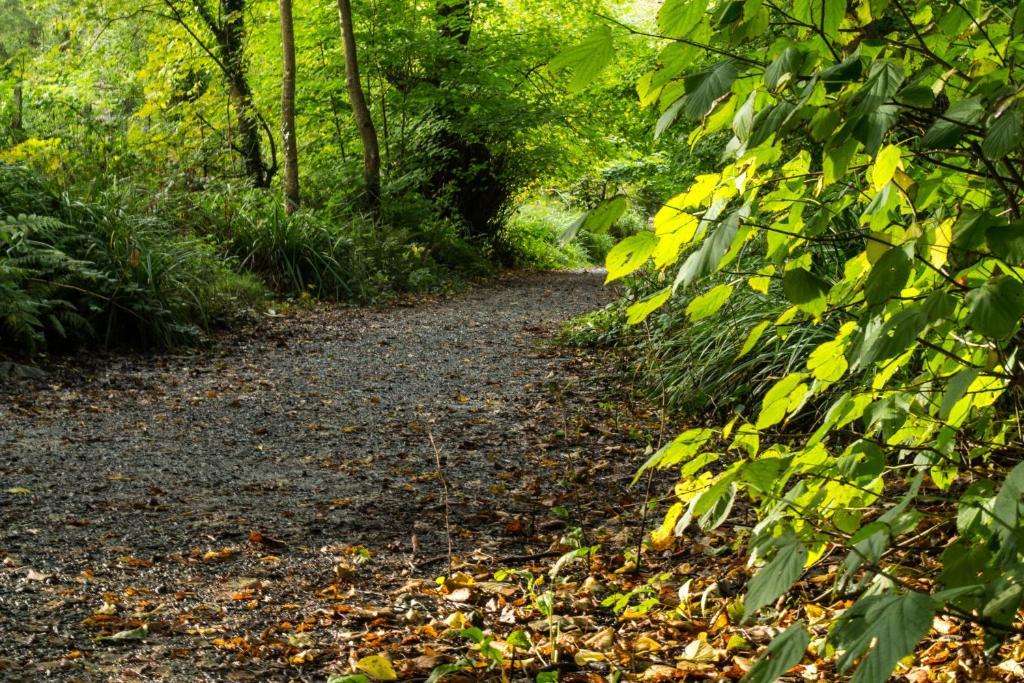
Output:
[{"xmin": 0, "ymin": 270, "xmax": 648, "ymax": 681}]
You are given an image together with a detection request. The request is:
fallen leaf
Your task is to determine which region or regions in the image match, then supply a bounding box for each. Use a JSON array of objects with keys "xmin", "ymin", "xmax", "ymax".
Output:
[
  {"xmin": 679, "ymin": 638, "xmax": 719, "ymax": 663},
  {"xmin": 356, "ymin": 654, "xmax": 398, "ymax": 681},
  {"xmin": 96, "ymin": 625, "xmax": 148, "ymax": 643}
]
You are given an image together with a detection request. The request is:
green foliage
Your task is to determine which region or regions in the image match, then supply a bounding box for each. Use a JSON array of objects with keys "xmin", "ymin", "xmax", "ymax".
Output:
[
  {"xmin": 592, "ymin": 0, "xmax": 1024, "ymax": 678},
  {"xmin": 0, "ymin": 165, "xmax": 265, "ymax": 352},
  {"xmin": 500, "ymin": 199, "xmax": 615, "ymax": 269}
]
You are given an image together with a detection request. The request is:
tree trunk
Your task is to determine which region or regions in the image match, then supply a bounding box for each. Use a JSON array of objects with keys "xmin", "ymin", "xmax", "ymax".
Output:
[
  {"xmin": 336, "ymin": 0, "xmax": 381, "ymax": 210},
  {"xmin": 279, "ymin": 0, "xmax": 300, "ymax": 213},
  {"xmin": 429, "ymin": 0, "xmax": 505, "ymax": 239},
  {"xmin": 193, "ymin": 0, "xmax": 275, "ymax": 188}
]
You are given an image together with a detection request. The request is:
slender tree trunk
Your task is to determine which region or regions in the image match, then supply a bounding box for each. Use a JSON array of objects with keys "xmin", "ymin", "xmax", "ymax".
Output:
[
  {"xmin": 219, "ymin": 0, "xmax": 270, "ymax": 188},
  {"xmin": 336, "ymin": 0, "xmax": 381, "ymax": 209},
  {"xmin": 279, "ymin": 0, "xmax": 299, "ymax": 213}
]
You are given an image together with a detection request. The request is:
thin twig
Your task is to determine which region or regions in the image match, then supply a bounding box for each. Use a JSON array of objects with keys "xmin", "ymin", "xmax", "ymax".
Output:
[{"xmin": 425, "ymin": 418, "xmax": 454, "ymax": 577}]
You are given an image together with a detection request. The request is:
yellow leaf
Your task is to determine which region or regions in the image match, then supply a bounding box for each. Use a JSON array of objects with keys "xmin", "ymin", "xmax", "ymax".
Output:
[
  {"xmin": 574, "ymin": 649, "xmax": 607, "ymax": 665},
  {"xmin": 635, "ymin": 635, "xmax": 662, "ymax": 652},
  {"xmin": 871, "ymin": 144, "xmax": 901, "ymax": 190},
  {"xmin": 929, "ymin": 218, "xmax": 954, "ymax": 268},
  {"xmin": 653, "ymin": 200, "xmax": 699, "ymax": 237},
  {"xmin": 651, "ymin": 502, "xmax": 684, "ymax": 550},
  {"xmin": 356, "ymin": 654, "xmax": 398, "ymax": 681},
  {"xmin": 748, "ymin": 265, "xmax": 774, "ymax": 294}
]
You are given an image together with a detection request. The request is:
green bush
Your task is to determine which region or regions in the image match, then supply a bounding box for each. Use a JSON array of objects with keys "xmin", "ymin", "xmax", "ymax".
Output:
[
  {"xmin": 570, "ymin": 243, "xmax": 845, "ymax": 419},
  {"xmin": 0, "ymin": 165, "xmax": 265, "ymax": 353},
  {"xmin": 499, "ymin": 199, "xmax": 615, "ymax": 268}
]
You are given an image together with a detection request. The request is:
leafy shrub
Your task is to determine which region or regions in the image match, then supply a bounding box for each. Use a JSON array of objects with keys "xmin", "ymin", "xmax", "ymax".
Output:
[
  {"xmin": 0, "ymin": 165, "xmax": 265, "ymax": 353},
  {"xmin": 590, "ymin": 0, "xmax": 1024, "ymax": 677},
  {"xmin": 499, "ymin": 199, "xmax": 615, "ymax": 268}
]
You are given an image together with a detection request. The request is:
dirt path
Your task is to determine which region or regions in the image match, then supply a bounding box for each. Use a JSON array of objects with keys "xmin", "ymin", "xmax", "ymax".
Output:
[{"xmin": 0, "ymin": 271, "xmax": 652, "ymax": 681}]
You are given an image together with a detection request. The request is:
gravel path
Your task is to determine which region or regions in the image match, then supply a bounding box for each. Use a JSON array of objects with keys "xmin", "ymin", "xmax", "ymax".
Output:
[{"xmin": 0, "ymin": 270, "xmax": 639, "ymax": 681}]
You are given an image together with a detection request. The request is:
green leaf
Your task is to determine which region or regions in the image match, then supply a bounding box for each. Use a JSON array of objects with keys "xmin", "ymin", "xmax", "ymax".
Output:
[
  {"xmin": 819, "ymin": 0, "xmax": 845, "ymax": 38},
  {"xmin": 627, "ymin": 288, "xmax": 671, "ymax": 324},
  {"xmin": 659, "ymin": 0, "xmax": 708, "ymax": 37},
  {"xmin": 686, "ymin": 283, "xmax": 734, "ymax": 321},
  {"xmin": 871, "ymin": 144, "xmax": 901, "ymax": 189},
  {"xmin": 740, "ymin": 622, "xmax": 810, "ymax": 683},
  {"xmin": 824, "ymin": 138, "xmax": 858, "ymax": 186},
  {"xmin": 764, "ymin": 47, "xmax": 802, "ymax": 91},
  {"xmin": 863, "ymin": 247, "xmax": 911, "ymax": 305},
  {"xmin": 756, "ymin": 372, "xmax": 809, "ymax": 429},
  {"xmin": 562, "ymin": 196, "xmax": 629, "ymax": 243},
  {"xmin": 737, "ymin": 320, "xmax": 771, "ymax": 359},
  {"xmin": 782, "ymin": 268, "xmax": 829, "ymax": 315},
  {"xmin": 920, "ymin": 98, "xmax": 985, "ymax": 149},
  {"xmin": 851, "ymin": 61, "xmax": 904, "ymax": 118},
  {"xmin": 674, "ymin": 210, "xmax": 743, "ymax": 289},
  {"xmin": 605, "ymin": 232, "xmax": 658, "ymax": 283},
  {"xmin": 832, "ymin": 592, "xmax": 937, "ymax": 683},
  {"xmin": 682, "ymin": 60, "xmax": 738, "ymax": 120},
  {"xmin": 328, "ymin": 676, "xmax": 372, "ymax": 683},
  {"xmin": 744, "ymin": 532, "xmax": 807, "ymax": 618},
  {"xmin": 536, "ymin": 672, "xmax": 559, "ymax": 683},
  {"xmin": 965, "ymin": 275, "xmax": 1024, "ymax": 339},
  {"xmin": 939, "ymin": 368, "xmax": 980, "ymax": 420},
  {"xmin": 549, "ymin": 26, "xmax": 615, "ymax": 93},
  {"xmin": 982, "ymin": 108, "xmax": 1024, "ymax": 160},
  {"xmin": 807, "ymin": 338, "xmax": 848, "ymax": 382},
  {"xmin": 896, "ymin": 84, "xmax": 935, "ymax": 108},
  {"xmin": 425, "ymin": 661, "xmax": 472, "ymax": 683},
  {"xmin": 989, "ymin": 460, "xmax": 1024, "ymax": 547},
  {"xmin": 507, "ymin": 630, "xmax": 531, "ymax": 649},
  {"xmin": 986, "ymin": 221, "xmax": 1024, "ymax": 262},
  {"xmin": 1014, "ymin": 0, "xmax": 1024, "ymax": 36}
]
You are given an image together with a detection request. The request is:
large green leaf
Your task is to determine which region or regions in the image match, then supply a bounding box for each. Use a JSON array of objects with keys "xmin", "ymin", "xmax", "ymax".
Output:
[
  {"xmin": 626, "ymin": 288, "xmax": 671, "ymax": 324},
  {"xmin": 965, "ymin": 275, "xmax": 1024, "ymax": 339},
  {"xmin": 681, "ymin": 60, "xmax": 738, "ymax": 120},
  {"xmin": 548, "ymin": 26, "xmax": 615, "ymax": 93},
  {"xmin": 863, "ymin": 246, "xmax": 912, "ymax": 304},
  {"xmin": 764, "ymin": 47, "xmax": 802, "ymax": 91},
  {"xmin": 982, "ymin": 108, "xmax": 1024, "ymax": 160},
  {"xmin": 740, "ymin": 622, "xmax": 810, "ymax": 683},
  {"xmin": 920, "ymin": 98, "xmax": 985, "ymax": 149},
  {"xmin": 782, "ymin": 268, "xmax": 829, "ymax": 315},
  {"xmin": 851, "ymin": 61, "xmax": 904, "ymax": 118},
  {"xmin": 686, "ymin": 283, "xmax": 733, "ymax": 321},
  {"xmin": 832, "ymin": 592, "xmax": 936, "ymax": 683},
  {"xmin": 559, "ymin": 195, "xmax": 628, "ymax": 244},
  {"xmin": 605, "ymin": 232, "xmax": 658, "ymax": 283},
  {"xmin": 744, "ymin": 532, "xmax": 807, "ymax": 618},
  {"xmin": 674, "ymin": 210, "xmax": 743, "ymax": 289},
  {"xmin": 756, "ymin": 372, "xmax": 809, "ymax": 429},
  {"xmin": 658, "ymin": 0, "xmax": 708, "ymax": 37},
  {"xmin": 986, "ymin": 221, "xmax": 1024, "ymax": 262}
]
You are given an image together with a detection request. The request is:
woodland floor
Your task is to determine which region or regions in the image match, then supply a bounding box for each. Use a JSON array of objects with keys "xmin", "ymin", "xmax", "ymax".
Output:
[{"xmin": 0, "ymin": 270, "xmax": 674, "ymax": 682}]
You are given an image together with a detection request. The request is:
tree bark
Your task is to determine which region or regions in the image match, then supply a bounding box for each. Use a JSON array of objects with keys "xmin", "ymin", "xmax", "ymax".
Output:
[
  {"xmin": 192, "ymin": 0, "xmax": 275, "ymax": 188},
  {"xmin": 336, "ymin": 0, "xmax": 381, "ymax": 210},
  {"xmin": 279, "ymin": 0, "xmax": 299, "ymax": 213}
]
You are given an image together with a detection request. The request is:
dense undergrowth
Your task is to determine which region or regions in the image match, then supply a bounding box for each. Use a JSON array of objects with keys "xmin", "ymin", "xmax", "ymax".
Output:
[{"xmin": 0, "ymin": 163, "xmax": 618, "ymax": 357}]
